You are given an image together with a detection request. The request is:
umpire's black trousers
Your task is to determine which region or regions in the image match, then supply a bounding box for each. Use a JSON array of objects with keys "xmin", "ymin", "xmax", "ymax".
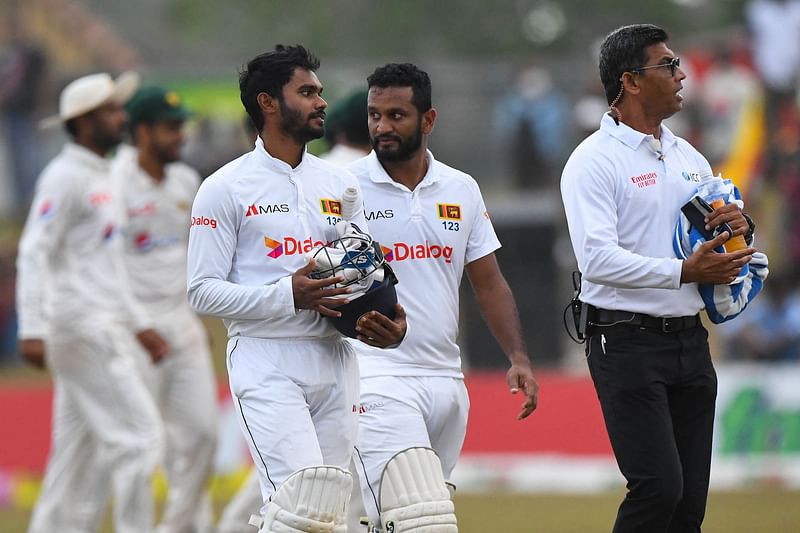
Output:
[{"xmin": 586, "ymin": 322, "xmax": 717, "ymax": 533}]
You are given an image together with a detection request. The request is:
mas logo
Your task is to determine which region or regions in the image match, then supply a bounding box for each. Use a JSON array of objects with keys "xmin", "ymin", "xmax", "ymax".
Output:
[
  {"xmin": 320, "ymin": 198, "xmax": 341, "ymax": 215},
  {"xmin": 437, "ymin": 203, "xmax": 461, "ymax": 221},
  {"xmin": 246, "ymin": 203, "xmax": 290, "ymax": 217},
  {"xmin": 264, "ymin": 235, "xmax": 326, "ymax": 259}
]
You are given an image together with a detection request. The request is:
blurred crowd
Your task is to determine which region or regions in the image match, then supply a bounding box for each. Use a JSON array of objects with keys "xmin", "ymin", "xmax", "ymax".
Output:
[{"xmin": 3, "ymin": 0, "xmax": 800, "ymax": 365}]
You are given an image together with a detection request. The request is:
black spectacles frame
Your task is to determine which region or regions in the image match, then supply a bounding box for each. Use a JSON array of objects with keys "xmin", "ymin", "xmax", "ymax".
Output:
[{"xmin": 631, "ymin": 57, "xmax": 681, "ymax": 77}]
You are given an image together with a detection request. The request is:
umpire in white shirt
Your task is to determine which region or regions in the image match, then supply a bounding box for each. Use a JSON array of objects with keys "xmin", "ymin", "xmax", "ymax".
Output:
[{"xmin": 561, "ymin": 25, "xmax": 756, "ymax": 532}]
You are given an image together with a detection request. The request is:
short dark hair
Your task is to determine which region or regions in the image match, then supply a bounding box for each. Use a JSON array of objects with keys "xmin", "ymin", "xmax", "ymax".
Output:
[
  {"xmin": 367, "ymin": 63, "xmax": 432, "ymax": 114},
  {"xmin": 324, "ymin": 89, "xmax": 369, "ymax": 146},
  {"xmin": 239, "ymin": 44, "xmax": 321, "ymax": 132},
  {"xmin": 599, "ymin": 24, "xmax": 669, "ymax": 105}
]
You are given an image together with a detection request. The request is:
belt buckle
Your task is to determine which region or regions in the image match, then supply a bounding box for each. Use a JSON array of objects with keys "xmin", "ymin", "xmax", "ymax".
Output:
[{"xmin": 661, "ymin": 318, "xmax": 675, "ymax": 333}]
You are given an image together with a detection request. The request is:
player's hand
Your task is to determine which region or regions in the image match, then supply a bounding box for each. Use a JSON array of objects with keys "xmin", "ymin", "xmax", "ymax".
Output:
[
  {"xmin": 507, "ymin": 360, "xmax": 538, "ymax": 420},
  {"xmin": 356, "ymin": 304, "xmax": 407, "ymax": 348},
  {"xmin": 19, "ymin": 338, "xmax": 46, "ymax": 369},
  {"xmin": 680, "ymin": 232, "xmax": 755, "ymax": 285},
  {"xmin": 704, "ymin": 202, "xmax": 748, "ymax": 237},
  {"xmin": 136, "ymin": 328, "xmax": 170, "ymax": 364},
  {"xmin": 292, "ymin": 259, "xmax": 351, "ymax": 317}
]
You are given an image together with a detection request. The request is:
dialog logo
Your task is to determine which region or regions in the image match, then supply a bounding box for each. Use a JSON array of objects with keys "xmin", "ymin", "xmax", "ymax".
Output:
[
  {"xmin": 263, "ymin": 235, "xmax": 327, "ymax": 259},
  {"xmin": 191, "ymin": 216, "xmax": 217, "ymax": 229},
  {"xmin": 264, "ymin": 237, "xmax": 283, "ymax": 259},
  {"xmin": 380, "ymin": 241, "xmax": 453, "ymax": 264}
]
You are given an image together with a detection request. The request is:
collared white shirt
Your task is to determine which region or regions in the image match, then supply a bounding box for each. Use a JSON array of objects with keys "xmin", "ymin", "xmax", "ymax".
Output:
[
  {"xmin": 347, "ymin": 150, "xmax": 500, "ymax": 378},
  {"xmin": 187, "ymin": 136, "xmax": 367, "ymax": 340},
  {"xmin": 561, "ymin": 113, "xmax": 710, "ymax": 317},
  {"xmin": 16, "ymin": 143, "xmax": 150, "ymax": 338},
  {"xmin": 112, "ymin": 145, "xmax": 200, "ymax": 317}
]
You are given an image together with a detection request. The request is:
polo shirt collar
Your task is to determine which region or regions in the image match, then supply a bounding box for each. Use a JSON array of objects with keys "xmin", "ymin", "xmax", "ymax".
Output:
[
  {"xmin": 253, "ymin": 135, "xmax": 310, "ymax": 173},
  {"xmin": 365, "ymin": 149, "xmax": 439, "ymax": 190},
  {"xmin": 600, "ymin": 113, "xmax": 678, "ymax": 153},
  {"xmin": 63, "ymin": 142, "xmax": 111, "ymax": 173}
]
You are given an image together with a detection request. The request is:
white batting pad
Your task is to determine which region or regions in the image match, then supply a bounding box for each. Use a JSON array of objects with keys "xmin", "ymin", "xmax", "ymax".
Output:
[
  {"xmin": 261, "ymin": 466, "xmax": 352, "ymax": 533},
  {"xmin": 379, "ymin": 448, "xmax": 458, "ymax": 533}
]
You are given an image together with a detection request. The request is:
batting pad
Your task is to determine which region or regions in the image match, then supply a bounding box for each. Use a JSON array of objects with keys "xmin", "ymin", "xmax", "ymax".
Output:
[
  {"xmin": 379, "ymin": 447, "xmax": 458, "ymax": 532},
  {"xmin": 260, "ymin": 466, "xmax": 352, "ymax": 533}
]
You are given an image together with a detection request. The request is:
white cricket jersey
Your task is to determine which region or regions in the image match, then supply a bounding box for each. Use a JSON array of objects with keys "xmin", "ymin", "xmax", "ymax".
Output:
[
  {"xmin": 560, "ymin": 113, "xmax": 709, "ymax": 317},
  {"xmin": 347, "ymin": 150, "xmax": 501, "ymax": 378},
  {"xmin": 187, "ymin": 136, "xmax": 367, "ymax": 339},
  {"xmin": 112, "ymin": 145, "xmax": 200, "ymax": 316},
  {"xmin": 16, "ymin": 143, "xmax": 151, "ymax": 338}
]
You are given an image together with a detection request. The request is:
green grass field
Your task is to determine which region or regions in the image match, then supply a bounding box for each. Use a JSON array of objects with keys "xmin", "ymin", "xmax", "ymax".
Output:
[{"xmin": 2, "ymin": 489, "xmax": 798, "ymax": 532}]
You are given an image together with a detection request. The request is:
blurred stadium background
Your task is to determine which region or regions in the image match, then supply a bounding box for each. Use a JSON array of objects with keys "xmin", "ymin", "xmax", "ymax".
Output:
[{"xmin": 2, "ymin": 0, "xmax": 800, "ymax": 531}]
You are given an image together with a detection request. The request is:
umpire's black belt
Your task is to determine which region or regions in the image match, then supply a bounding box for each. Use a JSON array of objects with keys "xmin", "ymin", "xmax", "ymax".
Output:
[{"xmin": 592, "ymin": 308, "xmax": 701, "ymax": 333}]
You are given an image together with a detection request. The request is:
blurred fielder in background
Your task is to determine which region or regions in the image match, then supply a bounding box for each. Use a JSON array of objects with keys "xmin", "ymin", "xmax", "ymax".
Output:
[
  {"xmin": 112, "ymin": 86, "xmax": 219, "ymax": 533},
  {"xmin": 187, "ymin": 45, "xmax": 405, "ymax": 533},
  {"xmin": 347, "ymin": 63, "xmax": 539, "ymax": 532},
  {"xmin": 16, "ymin": 72, "xmax": 167, "ymax": 533},
  {"xmin": 321, "ymin": 88, "xmax": 371, "ymax": 165}
]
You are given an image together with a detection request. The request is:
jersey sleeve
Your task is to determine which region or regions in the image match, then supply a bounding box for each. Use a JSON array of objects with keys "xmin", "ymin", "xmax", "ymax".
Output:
[
  {"xmin": 465, "ymin": 180, "xmax": 502, "ymax": 264},
  {"xmin": 16, "ymin": 171, "xmax": 79, "ymax": 338},
  {"xmin": 186, "ymin": 176, "xmax": 296, "ymax": 320}
]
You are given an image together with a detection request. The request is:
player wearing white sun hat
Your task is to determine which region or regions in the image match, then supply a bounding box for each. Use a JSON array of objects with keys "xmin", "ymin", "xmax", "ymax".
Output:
[{"xmin": 18, "ymin": 70, "xmax": 167, "ymax": 533}]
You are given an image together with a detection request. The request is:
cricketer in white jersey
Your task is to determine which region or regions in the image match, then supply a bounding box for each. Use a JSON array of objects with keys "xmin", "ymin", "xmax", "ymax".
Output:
[
  {"xmin": 216, "ymin": 88, "xmax": 372, "ymax": 533},
  {"xmin": 17, "ymin": 73, "xmax": 165, "ymax": 533},
  {"xmin": 188, "ymin": 135, "xmax": 367, "ymax": 510},
  {"xmin": 348, "ymin": 63, "xmax": 539, "ymax": 530},
  {"xmin": 186, "ymin": 47, "xmax": 406, "ymax": 529}
]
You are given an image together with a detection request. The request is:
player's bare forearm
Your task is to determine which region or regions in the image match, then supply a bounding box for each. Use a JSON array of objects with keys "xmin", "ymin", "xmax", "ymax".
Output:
[
  {"xmin": 466, "ymin": 255, "xmax": 529, "ymax": 362},
  {"xmin": 466, "ymin": 254, "xmax": 539, "ymax": 418}
]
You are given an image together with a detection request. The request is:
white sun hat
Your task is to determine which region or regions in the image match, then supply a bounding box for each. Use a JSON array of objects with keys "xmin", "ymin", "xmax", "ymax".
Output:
[{"xmin": 40, "ymin": 71, "xmax": 140, "ymax": 129}]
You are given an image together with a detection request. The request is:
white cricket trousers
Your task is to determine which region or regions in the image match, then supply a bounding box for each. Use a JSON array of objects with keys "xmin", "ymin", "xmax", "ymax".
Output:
[
  {"xmin": 353, "ymin": 375, "xmax": 469, "ymax": 526},
  {"xmin": 27, "ymin": 321, "xmax": 164, "ymax": 533},
  {"xmin": 134, "ymin": 311, "xmax": 219, "ymax": 533},
  {"xmin": 226, "ymin": 335, "xmax": 359, "ymax": 515}
]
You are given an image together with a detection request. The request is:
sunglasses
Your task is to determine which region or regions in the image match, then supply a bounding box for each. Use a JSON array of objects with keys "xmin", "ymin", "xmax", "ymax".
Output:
[{"xmin": 631, "ymin": 57, "xmax": 681, "ymax": 77}]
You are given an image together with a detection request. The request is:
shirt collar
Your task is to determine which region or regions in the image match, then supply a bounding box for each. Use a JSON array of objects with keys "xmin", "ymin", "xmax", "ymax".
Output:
[
  {"xmin": 599, "ymin": 113, "xmax": 678, "ymax": 153},
  {"xmin": 63, "ymin": 142, "xmax": 111, "ymax": 173},
  {"xmin": 253, "ymin": 135, "xmax": 310, "ymax": 173},
  {"xmin": 365, "ymin": 149, "xmax": 439, "ymax": 190}
]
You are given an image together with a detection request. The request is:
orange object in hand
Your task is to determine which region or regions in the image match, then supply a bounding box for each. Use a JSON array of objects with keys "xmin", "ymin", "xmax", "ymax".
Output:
[{"xmin": 708, "ymin": 198, "xmax": 748, "ymax": 252}]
